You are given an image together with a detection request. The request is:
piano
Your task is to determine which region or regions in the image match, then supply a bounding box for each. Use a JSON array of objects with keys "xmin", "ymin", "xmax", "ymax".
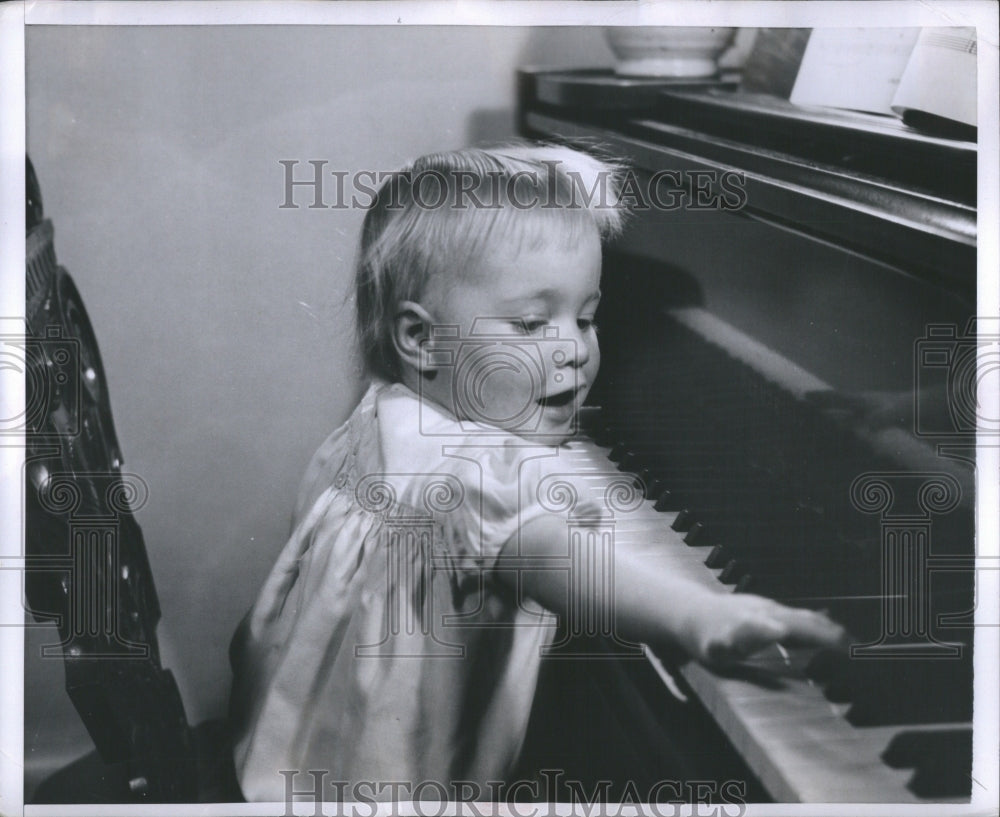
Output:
[{"xmin": 515, "ymin": 67, "xmax": 978, "ymax": 803}]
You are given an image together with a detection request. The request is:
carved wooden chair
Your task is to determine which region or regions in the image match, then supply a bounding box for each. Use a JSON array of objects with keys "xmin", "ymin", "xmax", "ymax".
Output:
[{"xmin": 24, "ymin": 157, "xmax": 241, "ymax": 804}]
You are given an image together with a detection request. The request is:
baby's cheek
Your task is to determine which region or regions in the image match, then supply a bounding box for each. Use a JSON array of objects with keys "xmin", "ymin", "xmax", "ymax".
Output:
[{"xmin": 587, "ymin": 342, "xmax": 601, "ymax": 382}]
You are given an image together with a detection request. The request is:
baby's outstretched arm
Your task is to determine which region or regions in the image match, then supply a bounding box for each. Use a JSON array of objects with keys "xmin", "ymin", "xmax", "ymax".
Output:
[{"xmin": 499, "ymin": 514, "xmax": 847, "ymax": 668}]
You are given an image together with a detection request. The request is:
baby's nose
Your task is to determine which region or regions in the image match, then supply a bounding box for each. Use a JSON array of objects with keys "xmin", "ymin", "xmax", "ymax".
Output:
[{"xmin": 551, "ymin": 334, "xmax": 589, "ymax": 368}]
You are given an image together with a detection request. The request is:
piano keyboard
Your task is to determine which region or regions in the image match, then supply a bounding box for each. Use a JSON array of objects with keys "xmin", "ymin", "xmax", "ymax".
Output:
[
  {"xmin": 556, "ymin": 433, "xmax": 972, "ymax": 803},
  {"xmin": 534, "ymin": 298, "xmax": 979, "ymax": 804}
]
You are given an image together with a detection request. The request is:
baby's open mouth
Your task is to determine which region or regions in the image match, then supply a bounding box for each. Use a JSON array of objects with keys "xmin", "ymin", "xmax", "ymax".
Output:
[{"xmin": 538, "ymin": 387, "xmax": 579, "ymax": 409}]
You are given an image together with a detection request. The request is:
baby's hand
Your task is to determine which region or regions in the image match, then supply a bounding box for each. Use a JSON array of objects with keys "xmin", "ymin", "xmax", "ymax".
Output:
[{"xmin": 688, "ymin": 593, "xmax": 848, "ymax": 668}]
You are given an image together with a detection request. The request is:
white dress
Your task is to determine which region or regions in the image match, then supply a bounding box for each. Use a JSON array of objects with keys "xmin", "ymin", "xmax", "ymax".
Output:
[{"xmin": 230, "ymin": 381, "xmax": 600, "ymax": 802}]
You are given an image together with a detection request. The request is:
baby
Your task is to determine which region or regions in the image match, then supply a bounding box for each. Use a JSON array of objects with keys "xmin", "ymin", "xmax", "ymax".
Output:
[{"xmin": 229, "ymin": 144, "xmax": 845, "ymax": 803}]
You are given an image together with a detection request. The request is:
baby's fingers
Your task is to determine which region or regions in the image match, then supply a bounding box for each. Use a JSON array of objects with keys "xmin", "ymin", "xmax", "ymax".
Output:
[
  {"xmin": 770, "ymin": 606, "xmax": 849, "ymax": 650},
  {"xmin": 701, "ymin": 615, "xmax": 786, "ymax": 667},
  {"xmin": 697, "ymin": 596, "xmax": 849, "ymax": 668}
]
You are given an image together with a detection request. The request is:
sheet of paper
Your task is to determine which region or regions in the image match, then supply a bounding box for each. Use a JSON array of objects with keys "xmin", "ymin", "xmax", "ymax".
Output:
[
  {"xmin": 892, "ymin": 27, "xmax": 978, "ymax": 126},
  {"xmin": 790, "ymin": 27, "xmax": 920, "ymax": 115}
]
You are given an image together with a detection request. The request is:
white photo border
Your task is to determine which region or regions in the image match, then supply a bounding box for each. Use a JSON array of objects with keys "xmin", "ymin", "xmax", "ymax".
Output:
[{"xmin": 2, "ymin": 2, "xmax": 997, "ymax": 816}]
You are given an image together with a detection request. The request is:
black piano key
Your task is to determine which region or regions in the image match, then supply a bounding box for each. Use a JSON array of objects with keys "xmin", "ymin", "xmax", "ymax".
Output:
[
  {"xmin": 618, "ymin": 450, "xmax": 642, "ymax": 473},
  {"xmin": 821, "ymin": 655, "xmax": 974, "ymax": 726},
  {"xmin": 607, "ymin": 442, "xmax": 628, "ymax": 463},
  {"xmin": 805, "ymin": 648, "xmax": 848, "ymax": 683},
  {"xmin": 704, "ymin": 544, "xmax": 731, "ymax": 569},
  {"xmin": 670, "ymin": 509, "xmax": 694, "ymax": 532},
  {"xmin": 882, "ymin": 728, "xmax": 973, "ymax": 799},
  {"xmin": 653, "ymin": 489, "xmax": 679, "ymax": 512},
  {"xmin": 634, "ymin": 482, "xmax": 804, "ymax": 549},
  {"xmin": 823, "ymin": 675, "xmax": 853, "ymax": 704},
  {"xmin": 683, "ymin": 522, "xmax": 706, "ymax": 546},
  {"xmin": 640, "ymin": 472, "xmax": 668, "ymax": 500},
  {"xmin": 718, "ymin": 559, "xmax": 744, "ymax": 585},
  {"xmin": 733, "ymin": 575, "xmax": 753, "ymax": 594}
]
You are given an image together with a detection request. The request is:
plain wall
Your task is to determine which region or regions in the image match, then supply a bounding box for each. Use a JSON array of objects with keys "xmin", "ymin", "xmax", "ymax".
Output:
[{"xmin": 24, "ymin": 23, "xmax": 615, "ymax": 784}]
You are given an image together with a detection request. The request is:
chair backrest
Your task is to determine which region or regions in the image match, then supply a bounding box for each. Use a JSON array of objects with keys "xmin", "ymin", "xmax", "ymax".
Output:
[{"xmin": 24, "ymin": 157, "xmax": 198, "ymax": 802}]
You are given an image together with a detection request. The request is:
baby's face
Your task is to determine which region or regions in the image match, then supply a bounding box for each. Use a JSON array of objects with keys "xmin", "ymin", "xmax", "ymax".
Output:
[{"xmin": 421, "ymin": 225, "xmax": 602, "ymax": 444}]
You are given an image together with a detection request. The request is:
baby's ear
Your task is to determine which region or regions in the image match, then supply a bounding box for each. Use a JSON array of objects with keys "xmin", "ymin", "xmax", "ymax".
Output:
[{"xmin": 392, "ymin": 300, "xmax": 435, "ymax": 374}]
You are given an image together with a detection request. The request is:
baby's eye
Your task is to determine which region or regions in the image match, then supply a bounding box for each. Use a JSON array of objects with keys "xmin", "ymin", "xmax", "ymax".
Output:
[
  {"xmin": 514, "ymin": 317, "xmax": 548, "ymax": 334},
  {"xmin": 578, "ymin": 317, "xmax": 598, "ymax": 333}
]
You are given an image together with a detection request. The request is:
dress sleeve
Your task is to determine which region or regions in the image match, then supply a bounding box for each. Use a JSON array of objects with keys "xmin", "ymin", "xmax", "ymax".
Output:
[{"xmin": 428, "ymin": 444, "xmax": 609, "ymax": 579}]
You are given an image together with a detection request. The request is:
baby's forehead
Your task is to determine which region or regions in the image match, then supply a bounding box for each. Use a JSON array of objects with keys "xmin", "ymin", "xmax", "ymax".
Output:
[
  {"xmin": 430, "ymin": 222, "xmax": 600, "ymax": 296},
  {"xmin": 461, "ymin": 222, "xmax": 597, "ymax": 277}
]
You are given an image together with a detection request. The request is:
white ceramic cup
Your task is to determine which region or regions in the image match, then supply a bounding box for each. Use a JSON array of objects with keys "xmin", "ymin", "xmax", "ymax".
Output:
[{"xmin": 604, "ymin": 27, "xmax": 737, "ymax": 78}]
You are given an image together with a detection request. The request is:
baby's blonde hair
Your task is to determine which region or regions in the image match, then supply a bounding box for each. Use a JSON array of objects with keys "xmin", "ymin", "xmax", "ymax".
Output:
[{"xmin": 354, "ymin": 143, "xmax": 627, "ymax": 382}]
